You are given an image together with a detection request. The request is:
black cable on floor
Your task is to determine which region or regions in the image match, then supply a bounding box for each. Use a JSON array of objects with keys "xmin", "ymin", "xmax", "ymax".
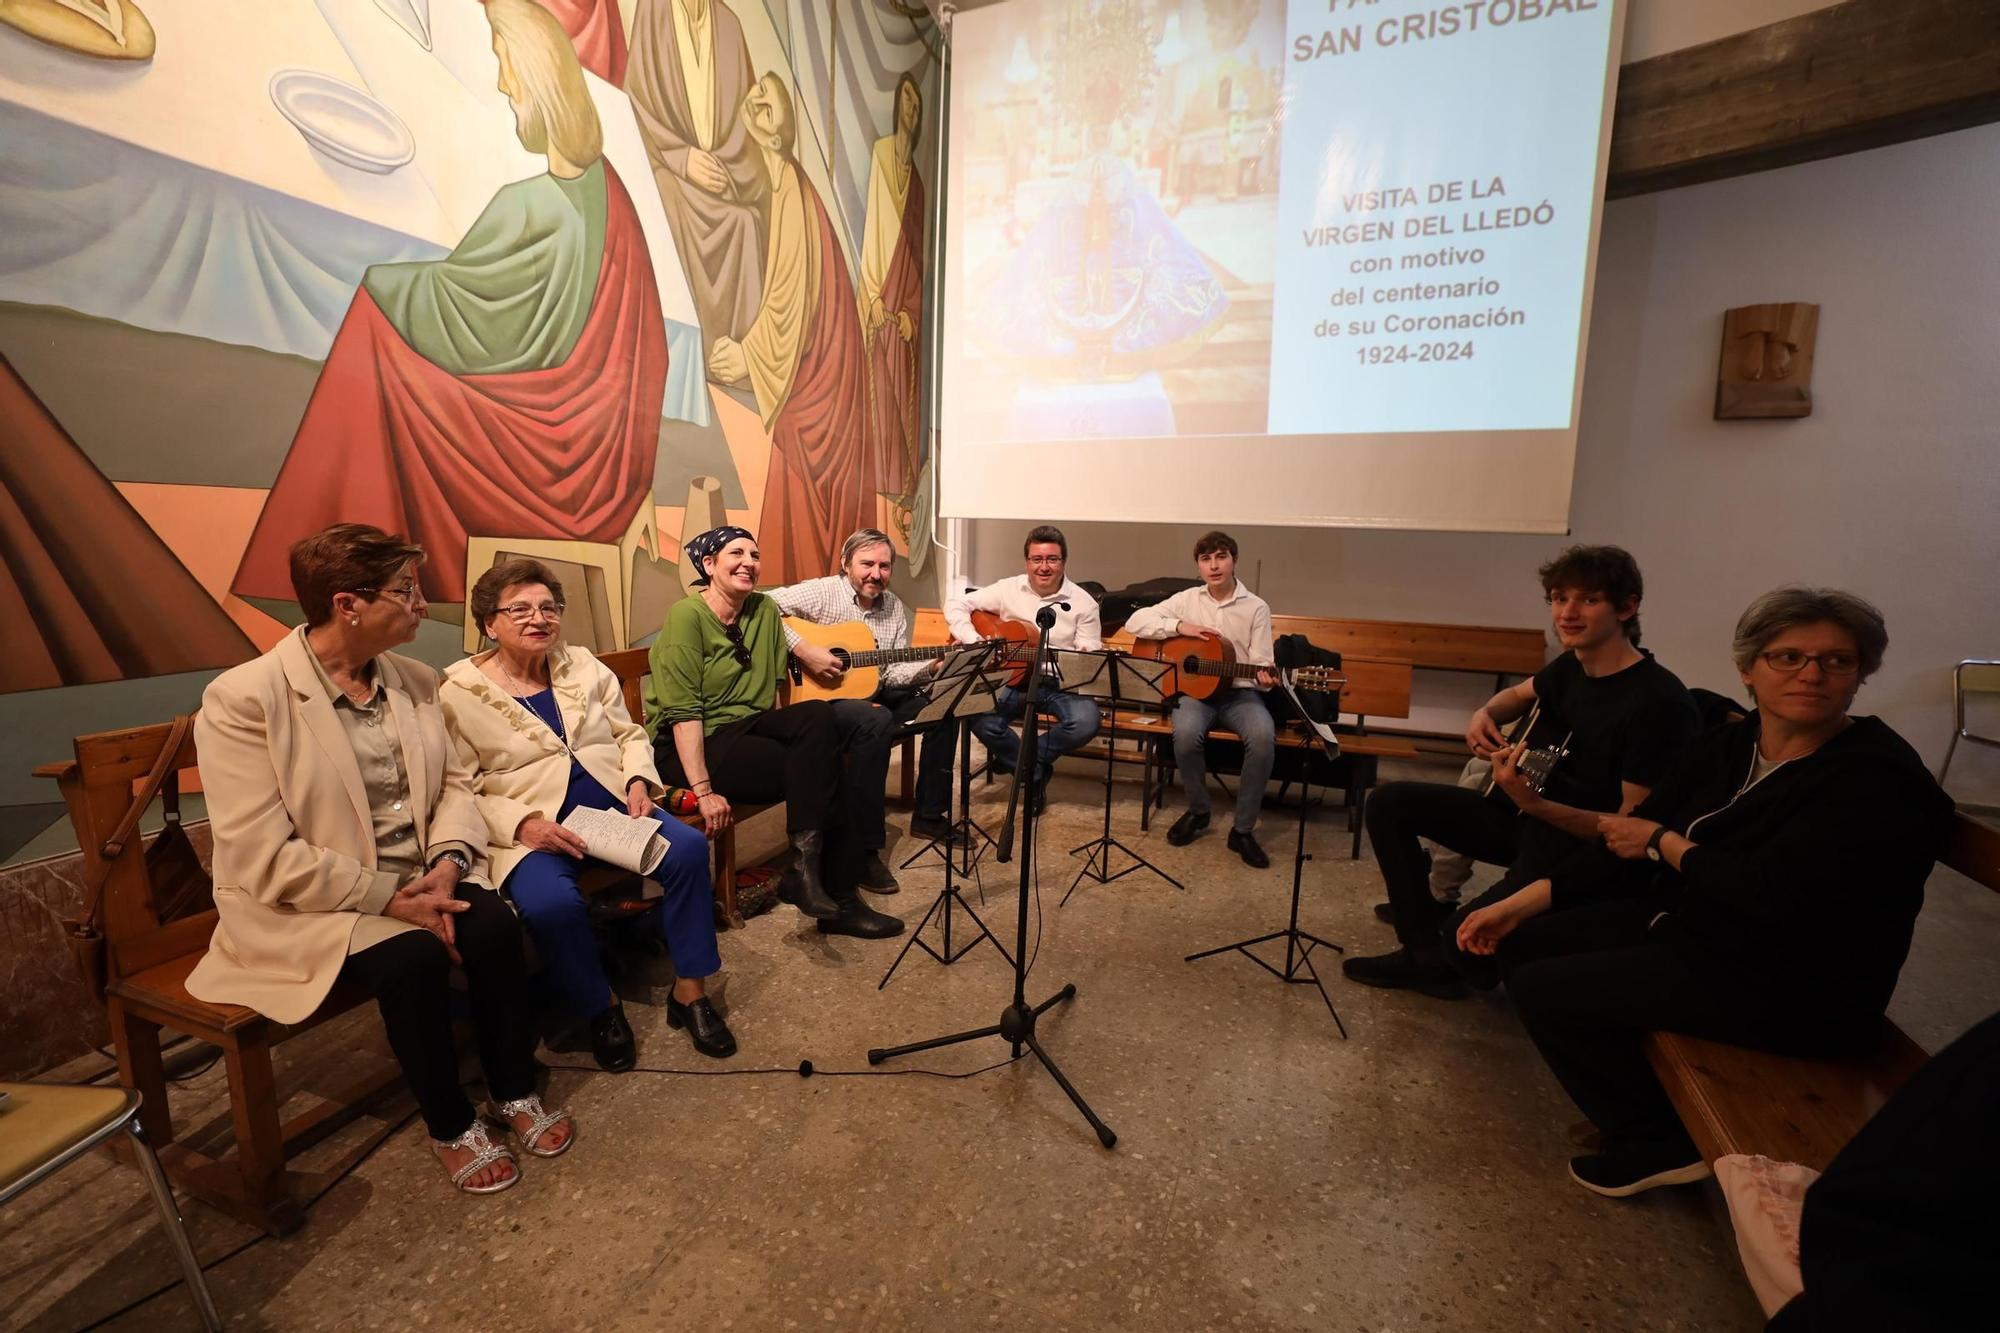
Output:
[{"xmin": 540, "ymin": 1051, "xmax": 1025, "ymax": 1080}]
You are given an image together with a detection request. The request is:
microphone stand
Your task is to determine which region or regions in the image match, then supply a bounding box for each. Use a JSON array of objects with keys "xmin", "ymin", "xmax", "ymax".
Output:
[
  {"xmin": 1182, "ymin": 689, "xmax": 1349, "ymax": 1037},
  {"xmin": 869, "ymin": 604, "xmax": 1116, "ymax": 1147}
]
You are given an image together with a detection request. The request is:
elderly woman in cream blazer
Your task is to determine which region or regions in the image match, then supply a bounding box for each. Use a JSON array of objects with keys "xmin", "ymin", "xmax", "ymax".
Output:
[
  {"xmin": 441, "ymin": 558, "xmax": 732, "ymax": 1072},
  {"xmin": 188, "ymin": 525, "xmax": 572, "ymax": 1195}
]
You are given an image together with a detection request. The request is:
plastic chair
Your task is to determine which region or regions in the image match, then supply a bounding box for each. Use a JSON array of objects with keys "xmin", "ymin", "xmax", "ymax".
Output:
[
  {"xmin": 1938, "ymin": 660, "xmax": 2000, "ymax": 785},
  {"xmin": 0, "ymin": 1082, "xmax": 222, "ymax": 1330}
]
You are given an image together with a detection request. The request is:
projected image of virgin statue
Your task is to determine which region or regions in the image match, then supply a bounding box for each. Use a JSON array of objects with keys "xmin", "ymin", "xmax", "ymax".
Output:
[
  {"xmin": 978, "ymin": 124, "xmax": 1226, "ymax": 387},
  {"xmin": 952, "ymin": 0, "xmax": 1283, "ymax": 442}
]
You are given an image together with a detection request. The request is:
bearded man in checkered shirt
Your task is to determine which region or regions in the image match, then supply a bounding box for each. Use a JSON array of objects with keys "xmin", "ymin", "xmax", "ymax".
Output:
[{"xmin": 772, "ymin": 528, "xmax": 956, "ymax": 892}]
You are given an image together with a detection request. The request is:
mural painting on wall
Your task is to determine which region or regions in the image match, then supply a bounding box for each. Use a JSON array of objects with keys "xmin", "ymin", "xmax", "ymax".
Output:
[{"xmin": 0, "ymin": 0, "xmax": 939, "ymax": 863}]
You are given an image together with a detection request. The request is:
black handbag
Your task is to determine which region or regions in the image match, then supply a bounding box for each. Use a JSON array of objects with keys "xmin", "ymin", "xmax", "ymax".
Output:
[{"xmin": 64, "ymin": 714, "xmax": 211, "ymax": 999}]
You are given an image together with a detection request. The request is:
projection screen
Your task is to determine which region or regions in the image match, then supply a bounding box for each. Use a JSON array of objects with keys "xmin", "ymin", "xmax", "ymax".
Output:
[{"xmin": 937, "ymin": 0, "xmax": 1627, "ymax": 533}]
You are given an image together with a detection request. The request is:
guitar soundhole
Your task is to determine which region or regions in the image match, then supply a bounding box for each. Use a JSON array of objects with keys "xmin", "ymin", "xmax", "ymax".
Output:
[
  {"xmin": 832, "ymin": 650, "xmax": 851, "ymax": 668},
  {"xmin": 1180, "ymin": 655, "xmax": 1199, "ymax": 674}
]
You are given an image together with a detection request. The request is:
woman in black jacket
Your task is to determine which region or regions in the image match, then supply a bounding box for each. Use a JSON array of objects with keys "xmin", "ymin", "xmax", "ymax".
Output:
[{"xmin": 1455, "ymin": 587, "xmax": 1954, "ymax": 1198}]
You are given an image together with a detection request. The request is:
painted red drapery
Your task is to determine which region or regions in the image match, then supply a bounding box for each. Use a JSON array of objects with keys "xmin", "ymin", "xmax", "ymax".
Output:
[
  {"xmin": 756, "ymin": 186, "xmax": 871, "ymax": 587},
  {"xmin": 231, "ymin": 164, "xmax": 666, "ymax": 605},
  {"xmin": 0, "ymin": 355, "xmax": 253, "ymax": 693},
  {"xmin": 537, "ymin": 0, "xmax": 628, "ymax": 86},
  {"xmin": 867, "ymin": 168, "xmax": 925, "ymax": 500}
]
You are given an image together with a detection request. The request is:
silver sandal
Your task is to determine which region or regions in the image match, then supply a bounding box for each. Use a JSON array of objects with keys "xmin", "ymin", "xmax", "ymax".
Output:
[
  {"xmin": 489, "ymin": 1094, "xmax": 574, "ymax": 1158},
  {"xmin": 433, "ymin": 1119, "xmax": 519, "ymax": 1195}
]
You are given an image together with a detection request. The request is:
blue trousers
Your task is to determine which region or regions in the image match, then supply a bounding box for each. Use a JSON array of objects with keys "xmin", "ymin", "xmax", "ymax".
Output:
[
  {"xmin": 971, "ymin": 685, "xmax": 1101, "ymax": 785},
  {"xmin": 1173, "ymin": 689, "xmax": 1276, "ymax": 833},
  {"xmin": 505, "ymin": 810, "xmax": 722, "ymax": 1022}
]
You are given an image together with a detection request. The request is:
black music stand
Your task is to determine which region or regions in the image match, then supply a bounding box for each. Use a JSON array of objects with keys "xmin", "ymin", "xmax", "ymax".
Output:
[
  {"xmin": 1183, "ymin": 681, "xmax": 1350, "ymax": 1036},
  {"xmin": 869, "ymin": 605, "xmax": 1116, "ymax": 1147},
  {"xmin": 898, "ymin": 703, "xmax": 1000, "ymax": 877},
  {"xmin": 879, "ymin": 644, "xmax": 1016, "ymax": 989},
  {"xmin": 1061, "ymin": 649, "xmax": 1182, "ymax": 905}
]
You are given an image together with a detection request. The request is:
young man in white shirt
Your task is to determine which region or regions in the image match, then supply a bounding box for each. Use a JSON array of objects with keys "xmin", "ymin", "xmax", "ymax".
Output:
[
  {"xmin": 944, "ymin": 525, "xmax": 1103, "ymax": 816},
  {"xmin": 1125, "ymin": 530, "xmax": 1278, "ymax": 869},
  {"xmin": 772, "ymin": 528, "xmax": 949, "ymax": 894}
]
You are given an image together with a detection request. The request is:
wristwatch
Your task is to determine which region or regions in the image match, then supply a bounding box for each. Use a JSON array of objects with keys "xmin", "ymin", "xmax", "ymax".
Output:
[
  {"xmin": 1643, "ymin": 826, "xmax": 1670, "ymax": 862},
  {"xmin": 430, "ymin": 849, "xmax": 471, "ymax": 876}
]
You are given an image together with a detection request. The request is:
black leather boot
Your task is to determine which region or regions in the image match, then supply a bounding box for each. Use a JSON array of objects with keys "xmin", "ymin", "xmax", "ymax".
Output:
[
  {"xmin": 775, "ymin": 830, "xmax": 840, "ymax": 919},
  {"xmin": 816, "ymin": 893, "xmax": 906, "ymax": 940}
]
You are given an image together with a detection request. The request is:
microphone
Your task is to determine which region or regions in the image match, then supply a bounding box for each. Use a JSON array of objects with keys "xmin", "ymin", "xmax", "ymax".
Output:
[{"xmin": 1035, "ymin": 600, "xmax": 1069, "ymax": 629}]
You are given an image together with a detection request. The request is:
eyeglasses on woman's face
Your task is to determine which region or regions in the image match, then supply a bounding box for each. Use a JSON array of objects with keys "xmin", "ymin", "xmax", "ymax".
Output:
[
  {"xmin": 1759, "ymin": 649, "xmax": 1860, "ymax": 676},
  {"xmin": 359, "ymin": 581, "xmax": 423, "ymax": 605},
  {"xmin": 497, "ymin": 601, "xmax": 565, "ymax": 623}
]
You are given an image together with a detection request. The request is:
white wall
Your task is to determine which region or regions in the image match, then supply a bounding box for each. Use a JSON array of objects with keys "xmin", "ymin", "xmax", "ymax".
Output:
[
  {"xmin": 958, "ymin": 122, "xmax": 2000, "ymax": 805},
  {"xmin": 1621, "ymin": 0, "xmax": 1840, "ymax": 62}
]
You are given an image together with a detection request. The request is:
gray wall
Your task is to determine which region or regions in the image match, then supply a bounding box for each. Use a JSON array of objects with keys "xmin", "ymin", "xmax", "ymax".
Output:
[{"xmin": 958, "ymin": 122, "xmax": 2000, "ymax": 805}]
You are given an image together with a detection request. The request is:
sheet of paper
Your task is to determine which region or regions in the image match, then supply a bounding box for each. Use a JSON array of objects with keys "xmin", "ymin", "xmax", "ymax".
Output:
[{"xmin": 560, "ymin": 806, "xmax": 668, "ymax": 877}]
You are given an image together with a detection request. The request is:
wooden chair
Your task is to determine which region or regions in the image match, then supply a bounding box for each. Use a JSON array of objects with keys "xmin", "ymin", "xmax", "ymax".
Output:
[
  {"xmin": 37, "ymin": 725, "xmax": 407, "ymax": 1236},
  {"xmin": 1645, "ymin": 811, "xmax": 2000, "ymax": 1172}
]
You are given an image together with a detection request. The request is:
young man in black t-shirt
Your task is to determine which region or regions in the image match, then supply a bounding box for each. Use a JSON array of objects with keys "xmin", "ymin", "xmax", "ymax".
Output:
[{"xmin": 1343, "ymin": 546, "xmax": 1700, "ymax": 997}]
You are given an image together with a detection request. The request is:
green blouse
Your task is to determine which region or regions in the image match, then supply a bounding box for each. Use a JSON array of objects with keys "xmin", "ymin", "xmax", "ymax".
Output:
[{"xmin": 643, "ymin": 593, "xmax": 789, "ymax": 739}]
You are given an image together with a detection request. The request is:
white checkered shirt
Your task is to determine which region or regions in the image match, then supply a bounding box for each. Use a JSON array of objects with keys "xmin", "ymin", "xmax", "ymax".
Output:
[{"xmin": 769, "ymin": 575, "xmax": 927, "ymax": 690}]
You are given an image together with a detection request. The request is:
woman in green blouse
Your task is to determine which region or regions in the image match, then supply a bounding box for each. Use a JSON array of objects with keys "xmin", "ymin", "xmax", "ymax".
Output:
[{"xmin": 644, "ymin": 527, "xmax": 903, "ymax": 940}]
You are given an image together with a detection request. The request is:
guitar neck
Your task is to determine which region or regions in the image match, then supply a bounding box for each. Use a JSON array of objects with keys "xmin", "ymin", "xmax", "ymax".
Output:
[
  {"xmin": 1188, "ymin": 659, "xmax": 1266, "ymax": 680},
  {"xmin": 841, "ymin": 643, "xmax": 948, "ymax": 669}
]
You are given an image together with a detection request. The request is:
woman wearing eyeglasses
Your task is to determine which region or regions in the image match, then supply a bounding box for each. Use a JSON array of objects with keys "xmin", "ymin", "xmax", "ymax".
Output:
[
  {"xmin": 440, "ymin": 559, "xmax": 735, "ymax": 1070},
  {"xmin": 188, "ymin": 525, "xmax": 569, "ymax": 1196},
  {"xmin": 641, "ymin": 526, "xmax": 904, "ymax": 940},
  {"xmin": 1456, "ymin": 587, "xmax": 1953, "ymax": 1200}
]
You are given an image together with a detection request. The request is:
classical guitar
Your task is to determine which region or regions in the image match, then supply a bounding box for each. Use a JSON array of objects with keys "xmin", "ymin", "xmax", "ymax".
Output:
[
  {"xmin": 967, "ymin": 609, "xmax": 1051, "ymax": 687},
  {"xmin": 1131, "ymin": 634, "xmax": 1344, "ymax": 702},
  {"xmin": 782, "ymin": 617, "xmax": 961, "ymax": 703},
  {"xmin": 1480, "ymin": 699, "xmax": 1571, "ymax": 798}
]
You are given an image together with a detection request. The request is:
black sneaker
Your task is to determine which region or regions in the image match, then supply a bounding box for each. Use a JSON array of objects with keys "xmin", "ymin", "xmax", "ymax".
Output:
[
  {"xmin": 1166, "ymin": 810, "xmax": 1210, "ymax": 846},
  {"xmin": 1568, "ymin": 1143, "xmax": 1711, "ymax": 1198},
  {"xmin": 1340, "ymin": 947, "xmax": 1467, "ymax": 999},
  {"xmin": 1029, "ymin": 780, "xmax": 1049, "ymax": 818},
  {"xmin": 857, "ymin": 852, "xmax": 900, "ymax": 894},
  {"xmin": 1227, "ymin": 829, "xmax": 1269, "ymax": 869}
]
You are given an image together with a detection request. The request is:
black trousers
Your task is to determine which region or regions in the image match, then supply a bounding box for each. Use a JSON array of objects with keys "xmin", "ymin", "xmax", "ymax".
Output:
[
  {"xmin": 1364, "ymin": 780, "xmax": 1581, "ymax": 950},
  {"xmin": 1504, "ymin": 899, "xmax": 1851, "ymax": 1151},
  {"xmin": 337, "ymin": 884, "xmax": 538, "ymax": 1142},
  {"xmin": 829, "ymin": 690, "xmax": 923, "ymax": 851},
  {"xmin": 655, "ymin": 701, "xmax": 857, "ymax": 892}
]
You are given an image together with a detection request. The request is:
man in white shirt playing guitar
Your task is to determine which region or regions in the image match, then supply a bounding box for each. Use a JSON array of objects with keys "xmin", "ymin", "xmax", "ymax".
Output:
[
  {"xmin": 944, "ymin": 525, "xmax": 1103, "ymax": 817},
  {"xmin": 1126, "ymin": 530, "xmax": 1279, "ymax": 869}
]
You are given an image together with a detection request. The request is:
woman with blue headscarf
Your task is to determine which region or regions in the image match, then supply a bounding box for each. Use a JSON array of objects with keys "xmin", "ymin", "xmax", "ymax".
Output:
[{"xmin": 641, "ymin": 527, "xmax": 904, "ymax": 941}]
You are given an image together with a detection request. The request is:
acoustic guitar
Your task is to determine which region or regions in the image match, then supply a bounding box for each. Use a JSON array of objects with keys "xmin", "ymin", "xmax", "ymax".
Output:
[
  {"xmin": 967, "ymin": 610, "xmax": 1049, "ymax": 688},
  {"xmin": 782, "ymin": 617, "xmax": 956, "ymax": 703},
  {"xmin": 1480, "ymin": 699, "xmax": 1571, "ymax": 798},
  {"xmin": 1131, "ymin": 634, "xmax": 1344, "ymax": 702}
]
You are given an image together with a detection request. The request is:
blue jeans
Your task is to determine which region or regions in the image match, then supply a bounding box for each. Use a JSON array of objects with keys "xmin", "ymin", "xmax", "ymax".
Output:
[
  {"xmin": 971, "ymin": 686, "xmax": 1101, "ymax": 785},
  {"xmin": 1173, "ymin": 689, "xmax": 1276, "ymax": 833},
  {"xmin": 504, "ymin": 810, "xmax": 721, "ymax": 1022}
]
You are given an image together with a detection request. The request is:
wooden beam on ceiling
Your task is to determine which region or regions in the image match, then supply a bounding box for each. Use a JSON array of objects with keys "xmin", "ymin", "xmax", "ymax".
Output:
[{"xmin": 1607, "ymin": 0, "xmax": 2000, "ymax": 198}]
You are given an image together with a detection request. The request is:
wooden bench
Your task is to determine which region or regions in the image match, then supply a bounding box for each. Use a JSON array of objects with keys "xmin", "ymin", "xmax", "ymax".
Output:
[
  {"xmin": 1268, "ymin": 614, "xmax": 1546, "ymax": 689},
  {"xmin": 1645, "ymin": 811, "xmax": 2000, "ymax": 1172},
  {"xmin": 37, "ymin": 725, "xmax": 410, "ymax": 1235}
]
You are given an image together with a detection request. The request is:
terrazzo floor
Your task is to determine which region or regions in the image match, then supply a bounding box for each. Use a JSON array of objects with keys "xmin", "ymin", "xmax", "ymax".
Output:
[{"xmin": 8, "ymin": 761, "xmax": 1998, "ymax": 1332}]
